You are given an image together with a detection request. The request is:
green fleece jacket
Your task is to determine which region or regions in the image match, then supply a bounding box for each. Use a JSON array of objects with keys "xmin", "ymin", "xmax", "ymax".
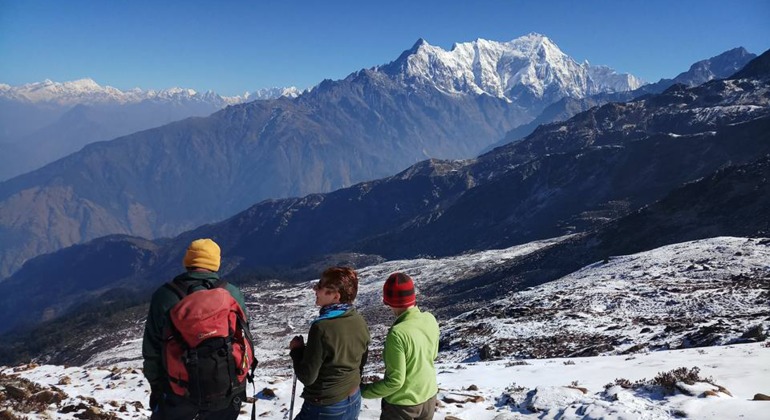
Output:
[
  {"xmin": 141, "ymin": 271, "xmax": 249, "ymax": 388},
  {"xmin": 361, "ymin": 307, "xmax": 439, "ymax": 405},
  {"xmin": 290, "ymin": 308, "xmax": 370, "ymax": 405}
]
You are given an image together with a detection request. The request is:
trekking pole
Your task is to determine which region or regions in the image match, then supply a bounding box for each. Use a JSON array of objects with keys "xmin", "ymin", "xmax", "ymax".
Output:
[{"xmin": 287, "ymin": 373, "xmax": 297, "ymax": 419}]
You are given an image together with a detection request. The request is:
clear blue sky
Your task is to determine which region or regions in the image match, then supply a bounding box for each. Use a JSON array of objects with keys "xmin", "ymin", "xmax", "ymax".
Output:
[{"xmin": 1, "ymin": 0, "xmax": 768, "ymax": 96}]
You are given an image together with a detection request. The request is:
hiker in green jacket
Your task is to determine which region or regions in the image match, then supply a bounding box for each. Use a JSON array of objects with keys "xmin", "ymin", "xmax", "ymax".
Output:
[
  {"xmin": 361, "ymin": 272, "xmax": 440, "ymax": 420},
  {"xmin": 142, "ymin": 238, "xmax": 250, "ymax": 420},
  {"xmin": 289, "ymin": 266, "xmax": 371, "ymax": 419}
]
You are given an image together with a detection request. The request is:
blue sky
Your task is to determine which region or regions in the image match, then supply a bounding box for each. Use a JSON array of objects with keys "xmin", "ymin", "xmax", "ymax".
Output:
[{"xmin": 1, "ymin": 0, "xmax": 768, "ymax": 96}]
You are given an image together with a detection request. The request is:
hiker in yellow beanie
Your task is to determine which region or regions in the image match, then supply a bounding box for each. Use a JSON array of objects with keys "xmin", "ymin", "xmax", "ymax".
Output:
[
  {"xmin": 183, "ymin": 238, "xmax": 221, "ymax": 271},
  {"xmin": 142, "ymin": 238, "xmax": 253, "ymax": 420}
]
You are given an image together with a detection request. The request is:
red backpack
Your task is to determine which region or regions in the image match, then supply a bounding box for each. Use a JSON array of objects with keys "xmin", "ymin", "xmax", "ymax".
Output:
[{"xmin": 162, "ymin": 279, "xmax": 256, "ymax": 411}]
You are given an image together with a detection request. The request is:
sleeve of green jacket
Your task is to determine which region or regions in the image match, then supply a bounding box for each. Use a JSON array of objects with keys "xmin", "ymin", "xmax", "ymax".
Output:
[
  {"xmin": 361, "ymin": 331, "xmax": 406, "ymax": 399},
  {"xmin": 141, "ymin": 288, "xmax": 175, "ymax": 386},
  {"xmin": 290, "ymin": 323, "xmax": 325, "ymax": 386}
]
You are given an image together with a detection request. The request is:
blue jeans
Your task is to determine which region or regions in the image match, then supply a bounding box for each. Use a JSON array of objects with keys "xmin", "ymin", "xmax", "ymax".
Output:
[{"xmin": 294, "ymin": 389, "xmax": 361, "ymax": 419}]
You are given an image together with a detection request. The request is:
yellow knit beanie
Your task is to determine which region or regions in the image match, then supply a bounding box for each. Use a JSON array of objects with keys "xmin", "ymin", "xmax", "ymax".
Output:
[{"xmin": 183, "ymin": 238, "xmax": 221, "ymax": 271}]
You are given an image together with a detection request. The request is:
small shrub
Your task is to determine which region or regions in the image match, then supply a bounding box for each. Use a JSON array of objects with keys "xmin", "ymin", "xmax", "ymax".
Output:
[
  {"xmin": 604, "ymin": 377, "xmax": 638, "ymax": 390},
  {"xmin": 652, "ymin": 366, "xmax": 712, "ymax": 395},
  {"xmin": 604, "ymin": 366, "xmax": 714, "ymax": 395},
  {"xmin": 505, "ymin": 382, "xmax": 528, "ymax": 393}
]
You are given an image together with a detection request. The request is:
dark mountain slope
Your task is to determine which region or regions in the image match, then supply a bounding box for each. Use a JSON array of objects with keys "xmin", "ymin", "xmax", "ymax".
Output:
[{"xmin": 427, "ymin": 153, "xmax": 770, "ymax": 316}]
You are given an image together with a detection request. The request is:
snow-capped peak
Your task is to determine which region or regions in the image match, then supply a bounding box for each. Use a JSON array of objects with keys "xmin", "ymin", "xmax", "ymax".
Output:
[
  {"xmin": 0, "ymin": 78, "xmax": 300, "ymax": 106},
  {"xmin": 380, "ymin": 33, "xmax": 643, "ymax": 102}
]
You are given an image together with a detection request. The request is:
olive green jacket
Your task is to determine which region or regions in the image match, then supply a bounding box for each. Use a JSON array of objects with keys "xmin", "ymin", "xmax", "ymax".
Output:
[
  {"xmin": 290, "ymin": 308, "xmax": 370, "ymax": 405},
  {"xmin": 141, "ymin": 271, "xmax": 248, "ymax": 388},
  {"xmin": 361, "ymin": 307, "xmax": 439, "ymax": 406}
]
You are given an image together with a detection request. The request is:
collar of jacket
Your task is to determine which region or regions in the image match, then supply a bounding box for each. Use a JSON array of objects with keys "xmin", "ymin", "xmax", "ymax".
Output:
[
  {"xmin": 174, "ymin": 270, "xmax": 220, "ymax": 284},
  {"xmin": 393, "ymin": 306, "xmax": 421, "ymax": 326}
]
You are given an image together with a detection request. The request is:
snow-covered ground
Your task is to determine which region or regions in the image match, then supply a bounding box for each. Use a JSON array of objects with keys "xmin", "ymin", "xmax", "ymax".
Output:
[
  {"xmin": 2, "ymin": 342, "xmax": 768, "ymax": 419},
  {"xmin": 2, "ymin": 236, "xmax": 768, "ymax": 419}
]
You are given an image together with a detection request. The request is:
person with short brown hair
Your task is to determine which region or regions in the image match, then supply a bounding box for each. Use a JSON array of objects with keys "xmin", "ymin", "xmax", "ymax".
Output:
[{"xmin": 289, "ymin": 266, "xmax": 370, "ymax": 419}]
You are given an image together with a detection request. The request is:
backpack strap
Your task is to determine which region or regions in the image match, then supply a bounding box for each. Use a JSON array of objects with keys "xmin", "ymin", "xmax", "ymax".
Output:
[
  {"xmin": 164, "ymin": 278, "xmax": 227, "ymax": 299},
  {"xmin": 164, "ymin": 279, "xmax": 188, "ymax": 300}
]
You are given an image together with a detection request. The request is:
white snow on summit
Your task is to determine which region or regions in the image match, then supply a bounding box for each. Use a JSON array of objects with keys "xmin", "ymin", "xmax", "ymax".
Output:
[
  {"xmin": 0, "ymin": 78, "xmax": 299, "ymax": 106},
  {"xmin": 383, "ymin": 33, "xmax": 644, "ymax": 101}
]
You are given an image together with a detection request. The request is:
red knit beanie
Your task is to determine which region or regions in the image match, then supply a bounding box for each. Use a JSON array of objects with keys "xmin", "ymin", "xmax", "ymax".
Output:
[{"xmin": 383, "ymin": 272, "xmax": 416, "ymax": 308}]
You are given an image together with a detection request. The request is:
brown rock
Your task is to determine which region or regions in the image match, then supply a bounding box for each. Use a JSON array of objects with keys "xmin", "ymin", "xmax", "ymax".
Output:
[
  {"xmin": 60, "ymin": 403, "xmax": 89, "ymax": 414},
  {"xmin": 78, "ymin": 395, "xmax": 99, "ymax": 405},
  {"xmin": 5, "ymin": 384, "xmax": 31, "ymax": 401},
  {"xmin": 701, "ymin": 390, "xmax": 720, "ymax": 397},
  {"xmin": 466, "ymin": 384, "xmax": 478, "ymax": 391},
  {"xmin": 31, "ymin": 389, "xmax": 65, "ymax": 405},
  {"xmin": 59, "ymin": 376, "xmax": 72, "ymax": 385},
  {"xmin": 753, "ymin": 393, "xmax": 770, "ymax": 401},
  {"xmin": 445, "ymin": 416, "xmax": 464, "ymax": 420},
  {"xmin": 716, "ymin": 385, "xmax": 733, "ymax": 397},
  {"xmin": 567, "ymin": 386, "xmax": 588, "ymax": 394},
  {"xmin": 73, "ymin": 406, "xmax": 102, "ymax": 419}
]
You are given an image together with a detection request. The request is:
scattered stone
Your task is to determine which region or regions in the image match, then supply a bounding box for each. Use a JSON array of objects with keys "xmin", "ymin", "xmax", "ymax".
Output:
[
  {"xmin": 257, "ymin": 387, "xmax": 277, "ymax": 399},
  {"xmin": 466, "ymin": 384, "xmax": 478, "ymax": 391},
  {"xmin": 60, "ymin": 403, "xmax": 90, "ymax": 414},
  {"xmin": 31, "ymin": 389, "xmax": 65, "ymax": 405},
  {"xmin": 59, "ymin": 376, "xmax": 72, "ymax": 385},
  {"xmin": 73, "ymin": 406, "xmax": 109, "ymax": 419},
  {"xmin": 5, "ymin": 384, "xmax": 31, "ymax": 401},
  {"xmin": 78, "ymin": 395, "xmax": 99, "ymax": 406},
  {"xmin": 716, "ymin": 385, "xmax": 733, "ymax": 397},
  {"xmin": 12, "ymin": 363, "xmax": 39, "ymax": 372}
]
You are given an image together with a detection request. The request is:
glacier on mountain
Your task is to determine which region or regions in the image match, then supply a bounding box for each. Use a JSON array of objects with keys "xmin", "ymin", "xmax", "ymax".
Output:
[{"xmin": 380, "ymin": 33, "xmax": 643, "ymax": 102}]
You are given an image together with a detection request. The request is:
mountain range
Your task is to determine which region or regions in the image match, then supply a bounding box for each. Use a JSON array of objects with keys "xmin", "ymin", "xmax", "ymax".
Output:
[
  {"xmin": 0, "ymin": 34, "xmax": 645, "ymax": 279},
  {"xmin": 0, "ymin": 79, "xmax": 301, "ymax": 181},
  {"xmin": 0, "ymin": 48, "xmax": 767, "ymax": 339},
  {"xmin": 484, "ymin": 47, "xmax": 757, "ymax": 151}
]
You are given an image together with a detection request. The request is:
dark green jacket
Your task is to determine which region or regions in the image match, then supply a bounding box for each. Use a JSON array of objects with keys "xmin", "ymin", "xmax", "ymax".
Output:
[
  {"xmin": 141, "ymin": 271, "xmax": 249, "ymax": 388},
  {"xmin": 290, "ymin": 308, "xmax": 370, "ymax": 405},
  {"xmin": 361, "ymin": 307, "xmax": 439, "ymax": 405}
]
